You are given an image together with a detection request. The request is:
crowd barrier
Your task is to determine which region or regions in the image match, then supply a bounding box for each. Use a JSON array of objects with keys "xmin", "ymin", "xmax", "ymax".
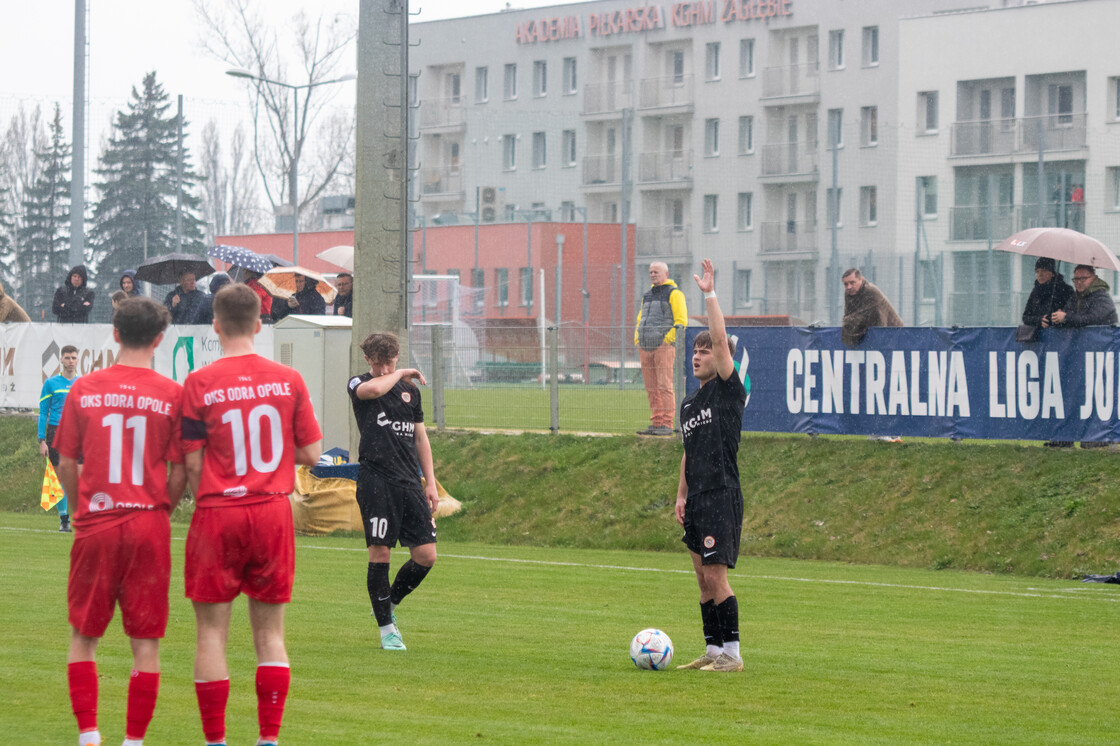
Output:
[{"xmin": 689, "ymin": 326, "xmax": 1120, "ymax": 441}]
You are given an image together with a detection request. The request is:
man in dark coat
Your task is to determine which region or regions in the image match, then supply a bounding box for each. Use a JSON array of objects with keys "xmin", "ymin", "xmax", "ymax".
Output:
[
  {"xmin": 332, "ymin": 273, "xmax": 353, "ymax": 317},
  {"xmin": 841, "ymin": 268, "xmax": 902, "ymax": 347},
  {"xmin": 52, "ymin": 265, "xmax": 95, "ymax": 323},
  {"xmin": 1049, "ymin": 264, "xmax": 1118, "ymax": 328},
  {"xmin": 272, "ymin": 274, "xmax": 326, "ymax": 320},
  {"xmin": 164, "ymin": 270, "xmax": 210, "ymax": 325},
  {"xmin": 1022, "ymin": 257, "xmax": 1074, "ymax": 328}
]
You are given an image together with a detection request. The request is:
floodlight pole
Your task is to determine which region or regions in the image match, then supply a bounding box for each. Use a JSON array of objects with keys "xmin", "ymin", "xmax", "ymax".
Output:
[{"xmin": 226, "ymin": 68, "xmax": 356, "ymax": 265}]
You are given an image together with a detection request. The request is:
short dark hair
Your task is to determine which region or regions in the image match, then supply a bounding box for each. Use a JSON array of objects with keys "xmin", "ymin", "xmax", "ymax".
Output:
[
  {"xmin": 360, "ymin": 332, "xmax": 399, "ymax": 365},
  {"xmin": 1074, "ymin": 264, "xmax": 1097, "ymax": 276},
  {"xmin": 212, "ymin": 284, "xmax": 261, "ymax": 337},
  {"xmin": 337, "ymin": 272, "xmax": 352, "ymax": 281},
  {"xmin": 60, "ymin": 345, "xmax": 78, "ymax": 356},
  {"xmin": 114, "ymin": 297, "xmax": 171, "ymax": 348},
  {"xmin": 842, "ymin": 268, "xmax": 862, "ymax": 280},
  {"xmin": 693, "ymin": 331, "xmax": 735, "ymax": 358}
]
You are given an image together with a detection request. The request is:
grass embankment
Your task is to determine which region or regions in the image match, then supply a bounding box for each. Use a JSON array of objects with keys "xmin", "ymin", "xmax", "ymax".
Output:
[{"xmin": 4, "ymin": 414, "xmax": 1119, "ymax": 579}]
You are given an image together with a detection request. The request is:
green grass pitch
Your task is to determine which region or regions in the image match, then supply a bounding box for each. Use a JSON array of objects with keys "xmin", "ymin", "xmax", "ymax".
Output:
[{"xmin": 4, "ymin": 512, "xmax": 1120, "ymax": 745}]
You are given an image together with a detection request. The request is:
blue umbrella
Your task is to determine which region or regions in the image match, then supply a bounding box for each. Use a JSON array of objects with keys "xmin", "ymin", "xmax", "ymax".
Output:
[{"xmin": 207, "ymin": 244, "xmax": 273, "ymax": 274}]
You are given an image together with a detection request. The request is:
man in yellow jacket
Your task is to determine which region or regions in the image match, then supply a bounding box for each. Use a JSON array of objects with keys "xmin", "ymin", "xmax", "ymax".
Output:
[{"xmin": 634, "ymin": 262, "xmax": 688, "ymax": 436}]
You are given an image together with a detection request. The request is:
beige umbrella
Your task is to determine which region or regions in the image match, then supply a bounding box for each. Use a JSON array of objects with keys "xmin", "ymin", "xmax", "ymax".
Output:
[
  {"xmin": 317, "ymin": 245, "xmax": 354, "ymax": 271},
  {"xmin": 260, "ymin": 267, "xmax": 338, "ymax": 304},
  {"xmin": 995, "ymin": 227, "xmax": 1120, "ymax": 273}
]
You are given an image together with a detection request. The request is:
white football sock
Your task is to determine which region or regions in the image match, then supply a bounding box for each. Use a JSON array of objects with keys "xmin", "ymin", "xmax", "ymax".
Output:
[
  {"xmin": 706, "ymin": 644, "xmax": 723, "ymax": 658},
  {"xmin": 724, "ymin": 641, "xmax": 741, "ymax": 659},
  {"xmin": 379, "ymin": 623, "xmax": 397, "ymax": 636}
]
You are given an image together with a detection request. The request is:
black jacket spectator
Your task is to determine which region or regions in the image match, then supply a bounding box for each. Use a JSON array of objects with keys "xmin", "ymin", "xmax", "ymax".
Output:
[
  {"xmin": 120, "ymin": 269, "xmax": 142, "ymax": 297},
  {"xmin": 333, "ymin": 292, "xmax": 353, "ymax": 317},
  {"xmin": 1022, "ymin": 272, "xmax": 1074, "ymax": 326},
  {"xmin": 1059, "ymin": 275, "xmax": 1118, "ymax": 327},
  {"xmin": 272, "ymin": 278, "xmax": 326, "ymax": 320},
  {"xmin": 52, "ymin": 265, "xmax": 95, "ymax": 323},
  {"xmin": 164, "ymin": 272, "xmax": 211, "ymax": 325}
]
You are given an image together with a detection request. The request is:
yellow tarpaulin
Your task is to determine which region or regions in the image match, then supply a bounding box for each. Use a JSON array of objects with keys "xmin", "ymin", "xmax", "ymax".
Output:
[{"xmin": 290, "ymin": 466, "xmax": 461, "ymax": 535}]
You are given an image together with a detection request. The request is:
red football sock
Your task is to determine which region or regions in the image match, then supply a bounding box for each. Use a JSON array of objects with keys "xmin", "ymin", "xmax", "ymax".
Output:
[
  {"xmin": 68, "ymin": 661, "xmax": 99, "ymax": 733},
  {"xmin": 256, "ymin": 663, "xmax": 291, "ymax": 742},
  {"xmin": 126, "ymin": 670, "xmax": 160, "ymax": 740},
  {"xmin": 194, "ymin": 678, "xmax": 230, "ymax": 744}
]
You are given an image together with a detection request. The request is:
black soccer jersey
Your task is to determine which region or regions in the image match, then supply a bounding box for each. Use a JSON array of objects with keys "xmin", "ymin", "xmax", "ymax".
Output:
[
  {"xmin": 680, "ymin": 370, "xmax": 747, "ymax": 497},
  {"xmin": 347, "ymin": 373, "xmax": 425, "ymax": 488}
]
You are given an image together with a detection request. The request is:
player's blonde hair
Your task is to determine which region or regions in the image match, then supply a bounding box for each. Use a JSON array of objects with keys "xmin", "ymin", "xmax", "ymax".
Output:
[{"xmin": 212, "ymin": 284, "xmax": 260, "ymax": 336}]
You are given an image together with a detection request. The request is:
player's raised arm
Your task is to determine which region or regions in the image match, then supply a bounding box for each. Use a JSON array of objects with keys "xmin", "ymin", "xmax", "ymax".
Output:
[
  {"xmin": 354, "ymin": 368, "xmax": 427, "ymax": 400},
  {"xmin": 694, "ymin": 258, "xmax": 734, "ymax": 381}
]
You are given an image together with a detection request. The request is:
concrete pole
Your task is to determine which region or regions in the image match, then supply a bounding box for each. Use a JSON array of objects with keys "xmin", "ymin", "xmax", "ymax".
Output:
[{"xmin": 70, "ymin": 0, "xmax": 86, "ymax": 268}]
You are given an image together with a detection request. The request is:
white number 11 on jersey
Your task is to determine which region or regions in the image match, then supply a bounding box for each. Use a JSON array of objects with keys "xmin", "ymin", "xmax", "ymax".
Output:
[{"xmin": 102, "ymin": 413, "xmax": 147, "ymax": 486}]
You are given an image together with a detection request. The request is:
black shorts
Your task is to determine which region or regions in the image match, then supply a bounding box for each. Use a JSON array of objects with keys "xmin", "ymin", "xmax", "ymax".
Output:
[
  {"xmin": 356, "ymin": 465, "xmax": 436, "ymax": 549},
  {"xmin": 682, "ymin": 487, "xmax": 743, "ymax": 568}
]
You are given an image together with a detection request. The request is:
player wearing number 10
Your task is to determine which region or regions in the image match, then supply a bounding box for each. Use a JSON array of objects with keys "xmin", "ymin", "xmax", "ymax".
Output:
[
  {"xmin": 54, "ymin": 296, "xmax": 186, "ymax": 746},
  {"xmin": 181, "ymin": 284, "xmax": 322, "ymax": 746}
]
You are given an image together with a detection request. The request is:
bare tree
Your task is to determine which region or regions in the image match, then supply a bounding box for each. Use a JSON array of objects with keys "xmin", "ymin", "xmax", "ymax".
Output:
[
  {"xmin": 228, "ymin": 123, "xmax": 262, "ymax": 234},
  {"xmin": 0, "ymin": 104, "xmax": 48, "ymax": 291},
  {"xmin": 193, "ymin": 0, "xmax": 356, "ymax": 230},
  {"xmin": 198, "ymin": 119, "xmax": 263, "ymax": 243}
]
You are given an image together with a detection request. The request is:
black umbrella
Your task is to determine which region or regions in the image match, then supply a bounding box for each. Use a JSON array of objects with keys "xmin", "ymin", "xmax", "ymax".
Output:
[
  {"xmin": 135, "ymin": 252, "xmax": 215, "ymax": 285},
  {"xmin": 207, "ymin": 244, "xmax": 274, "ymax": 274},
  {"xmin": 263, "ymin": 253, "xmax": 295, "ymax": 268}
]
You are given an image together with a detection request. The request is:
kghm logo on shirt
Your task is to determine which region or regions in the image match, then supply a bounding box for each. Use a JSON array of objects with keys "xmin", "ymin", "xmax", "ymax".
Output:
[
  {"xmin": 376, "ymin": 411, "xmax": 415, "ymax": 434},
  {"xmin": 680, "ymin": 407, "xmax": 713, "ymax": 436}
]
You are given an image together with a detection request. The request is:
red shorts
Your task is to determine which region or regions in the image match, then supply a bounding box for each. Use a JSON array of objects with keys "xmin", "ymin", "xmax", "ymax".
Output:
[
  {"xmin": 68, "ymin": 510, "xmax": 171, "ymax": 639},
  {"xmin": 184, "ymin": 498, "xmax": 295, "ymax": 604}
]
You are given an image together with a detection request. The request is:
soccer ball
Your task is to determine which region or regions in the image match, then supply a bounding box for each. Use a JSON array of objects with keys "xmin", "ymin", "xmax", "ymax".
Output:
[{"xmin": 630, "ymin": 628, "xmax": 673, "ymax": 670}]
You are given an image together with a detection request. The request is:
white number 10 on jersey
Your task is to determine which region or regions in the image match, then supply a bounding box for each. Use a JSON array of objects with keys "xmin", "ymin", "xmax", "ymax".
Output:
[{"xmin": 222, "ymin": 404, "xmax": 283, "ymax": 476}]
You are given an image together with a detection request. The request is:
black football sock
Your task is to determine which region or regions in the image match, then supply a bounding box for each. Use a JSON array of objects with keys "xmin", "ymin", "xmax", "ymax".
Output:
[
  {"xmin": 389, "ymin": 559, "xmax": 433, "ymax": 606},
  {"xmin": 700, "ymin": 600, "xmax": 722, "ymax": 649},
  {"xmin": 368, "ymin": 562, "xmax": 392, "ymax": 626},
  {"xmin": 716, "ymin": 596, "xmax": 740, "ymax": 656}
]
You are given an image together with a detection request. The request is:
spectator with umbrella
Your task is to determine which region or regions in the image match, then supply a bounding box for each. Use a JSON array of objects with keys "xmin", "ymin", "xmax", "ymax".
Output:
[
  {"xmin": 273, "ymin": 273, "xmax": 327, "ymax": 318},
  {"xmin": 164, "ymin": 270, "xmax": 211, "ymax": 325},
  {"xmin": 52, "ymin": 265, "xmax": 95, "ymax": 323},
  {"xmin": 134, "ymin": 252, "xmax": 214, "ymax": 325}
]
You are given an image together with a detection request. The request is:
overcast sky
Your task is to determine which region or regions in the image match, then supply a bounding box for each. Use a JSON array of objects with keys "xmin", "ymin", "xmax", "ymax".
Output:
[{"xmin": 0, "ymin": 0, "xmax": 575, "ymax": 104}]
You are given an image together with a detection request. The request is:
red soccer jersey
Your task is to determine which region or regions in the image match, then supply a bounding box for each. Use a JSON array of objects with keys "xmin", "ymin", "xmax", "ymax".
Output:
[
  {"xmin": 53, "ymin": 365, "xmax": 184, "ymax": 536},
  {"xmin": 181, "ymin": 354, "xmax": 321, "ymax": 507}
]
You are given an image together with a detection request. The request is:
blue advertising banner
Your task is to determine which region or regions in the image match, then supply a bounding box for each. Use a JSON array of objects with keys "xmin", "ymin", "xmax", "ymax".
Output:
[{"xmin": 684, "ymin": 326, "xmax": 1120, "ymax": 441}]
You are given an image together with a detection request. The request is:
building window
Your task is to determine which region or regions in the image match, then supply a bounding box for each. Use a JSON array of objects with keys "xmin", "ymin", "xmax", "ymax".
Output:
[
  {"xmin": 705, "ymin": 42, "xmax": 721, "ymax": 80},
  {"xmin": 504, "ymin": 63, "xmax": 517, "ymax": 100},
  {"xmin": 736, "ymin": 269, "xmax": 752, "ymax": 307},
  {"xmin": 827, "ymin": 187, "xmax": 842, "ymax": 227},
  {"xmin": 737, "ymin": 192, "xmax": 753, "ymax": 231},
  {"xmin": 704, "ymin": 118, "xmax": 720, "ymax": 156},
  {"xmin": 496, "ymin": 268, "xmax": 509, "ymax": 307},
  {"xmin": 828, "ymin": 109, "xmax": 843, "ymax": 148},
  {"xmin": 738, "ymin": 38, "xmax": 755, "ymax": 78},
  {"xmin": 562, "ymin": 57, "xmax": 577, "ymax": 94},
  {"xmin": 532, "ymin": 132, "xmax": 546, "ymax": 169},
  {"xmin": 560, "ymin": 201, "xmax": 576, "ymax": 221},
  {"xmin": 862, "ymin": 26, "xmax": 879, "ymax": 67},
  {"xmin": 505, "ymin": 203, "xmax": 518, "ymax": 221},
  {"xmin": 533, "ymin": 60, "xmax": 547, "ymax": 97},
  {"xmin": 562, "ymin": 129, "xmax": 576, "ymax": 167},
  {"xmin": 919, "ymin": 176, "xmax": 938, "ymax": 217},
  {"xmin": 861, "ymin": 106, "xmax": 878, "ymax": 146},
  {"xmin": 1109, "ymin": 167, "xmax": 1120, "ymax": 211},
  {"xmin": 471, "ymin": 268, "xmax": 485, "ymax": 310},
  {"xmin": 408, "ymin": 73, "xmax": 419, "ymax": 106},
  {"xmin": 920, "ymin": 91, "xmax": 939, "ymax": 133},
  {"xmin": 828, "ymin": 29, "xmax": 844, "ymax": 70},
  {"xmin": 520, "ymin": 267, "xmax": 533, "ymax": 307},
  {"xmin": 475, "ymin": 66, "xmax": 489, "ymax": 103},
  {"xmin": 703, "ymin": 194, "xmax": 719, "ymax": 232},
  {"xmin": 860, "ymin": 186, "xmax": 877, "ymax": 226},
  {"xmin": 738, "ymin": 116, "xmax": 754, "ymax": 155},
  {"xmin": 445, "ymin": 72, "xmax": 461, "ymax": 104},
  {"xmin": 604, "ymin": 202, "xmax": 618, "ymax": 222},
  {"xmin": 502, "ymin": 134, "xmax": 517, "ymax": 171},
  {"xmin": 671, "ymin": 50, "xmax": 685, "ymax": 85},
  {"xmin": 1049, "ymin": 83, "xmax": 1073, "ymax": 126},
  {"xmin": 1113, "ymin": 77, "xmax": 1120, "ymax": 120}
]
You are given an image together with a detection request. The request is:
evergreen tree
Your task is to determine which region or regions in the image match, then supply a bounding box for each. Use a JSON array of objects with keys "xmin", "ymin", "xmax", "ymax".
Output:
[
  {"xmin": 17, "ymin": 103, "xmax": 70, "ymax": 317},
  {"xmin": 89, "ymin": 71, "xmax": 205, "ymax": 286}
]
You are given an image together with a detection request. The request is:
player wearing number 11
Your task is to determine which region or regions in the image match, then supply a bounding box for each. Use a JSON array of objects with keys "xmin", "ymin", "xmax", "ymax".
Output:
[
  {"xmin": 181, "ymin": 284, "xmax": 322, "ymax": 746},
  {"xmin": 54, "ymin": 296, "xmax": 186, "ymax": 746}
]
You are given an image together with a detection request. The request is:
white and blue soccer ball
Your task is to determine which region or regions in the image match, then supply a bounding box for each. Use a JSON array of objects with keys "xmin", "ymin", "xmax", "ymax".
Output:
[{"xmin": 630, "ymin": 628, "xmax": 674, "ymax": 670}]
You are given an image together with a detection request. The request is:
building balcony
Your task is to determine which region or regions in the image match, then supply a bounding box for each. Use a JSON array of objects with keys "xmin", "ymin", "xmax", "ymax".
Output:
[
  {"xmin": 760, "ymin": 220, "xmax": 819, "ymax": 258},
  {"xmin": 581, "ymin": 154, "xmax": 622, "ymax": 188},
  {"xmin": 636, "ymin": 225, "xmax": 691, "ymax": 259},
  {"xmin": 950, "ymin": 112, "xmax": 1087, "ymax": 157},
  {"xmin": 637, "ymin": 150, "xmax": 692, "ymax": 186},
  {"xmin": 948, "ymin": 202, "xmax": 1087, "ymax": 242},
  {"xmin": 761, "ymin": 63, "xmax": 820, "ymax": 102},
  {"xmin": 418, "ymin": 97, "xmax": 466, "ymax": 131},
  {"xmin": 581, "ymin": 81, "xmax": 633, "ymax": 117},
  {"xmin": 759, "ymin": 142, "xmax": 819, "ymax": 180},
  {"xmin": 419, "ymin": 167, "xmax": 464, "ymax": 201},
  {"xmin": 637, "ymin": 75, "xmax": 694, "ymax": 112}
]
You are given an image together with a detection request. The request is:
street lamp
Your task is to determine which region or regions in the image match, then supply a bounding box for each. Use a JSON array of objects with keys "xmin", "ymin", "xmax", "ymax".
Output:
[{"xmin": 226, "ymin": 68, "xmax": 357, "ymax": 265}]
